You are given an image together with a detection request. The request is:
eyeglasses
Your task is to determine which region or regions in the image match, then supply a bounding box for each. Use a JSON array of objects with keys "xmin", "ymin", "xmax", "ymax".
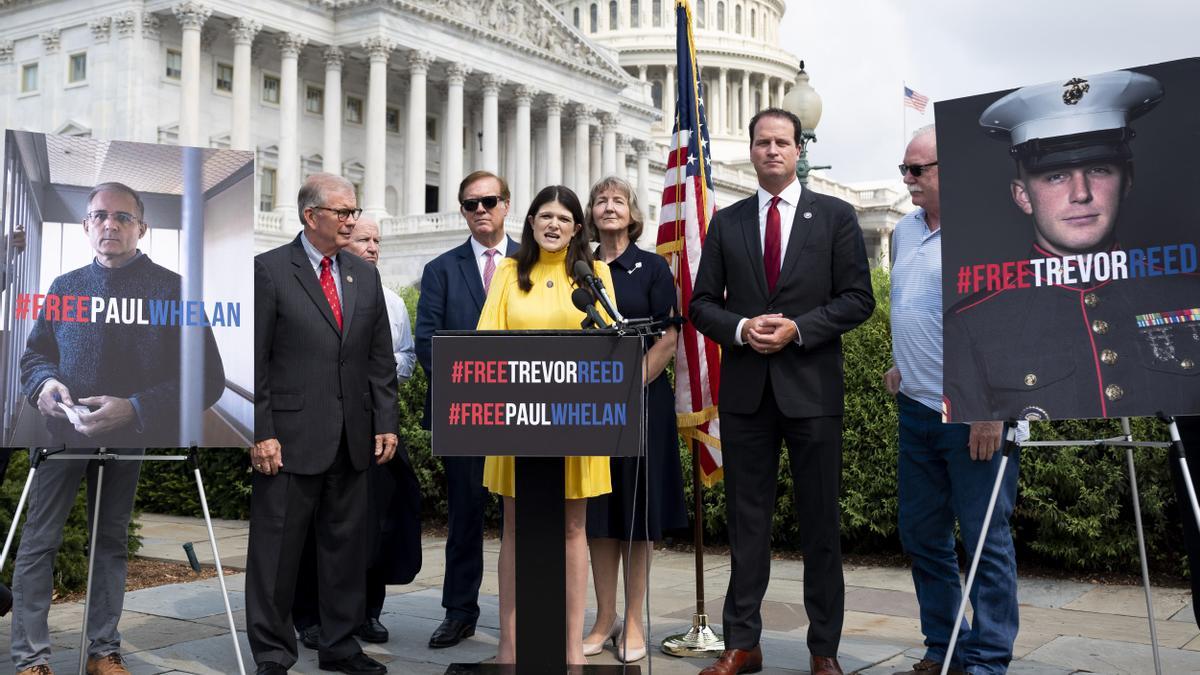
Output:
[
  {"xmin": 461, "ymin": 196, "xmax": 503, "ymax": 212},
  {"xmin": 310, "ymin": 206, "xmax": 362, "ymax": 222},
  {"xmin": 898, "ymin": 161, "xmax": 938, "ymax": 178},
  {"xmin": 85, "ymin": 210, "xmax": 140, "ymax": 227}
]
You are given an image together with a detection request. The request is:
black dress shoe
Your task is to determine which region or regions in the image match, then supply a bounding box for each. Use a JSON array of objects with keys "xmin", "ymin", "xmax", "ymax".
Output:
[
  {"xmin": 0, "ymin": 582, "xmax": 12, "ymax": 617},
  {"xmin": 256, "ymin": 662, "xmax": 287, "ymax": 675},
  {"xmin": 297, "ymin": 624, "xmax": 320, "ymax": 650},
  {"xmin": 318, "ymin": 652, "xmax": 387, "ymax": 674},
  {"xmin": 428, "ymin": 618, "xmax": 475, "ymax": 648},
  {"xmin": 357, "ymin": 617, "xmax": 389, "ymax": 643}
]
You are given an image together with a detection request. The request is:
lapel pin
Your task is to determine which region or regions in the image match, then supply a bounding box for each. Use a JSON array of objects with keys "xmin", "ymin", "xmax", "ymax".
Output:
[
  {"xmin": 346, "ymin": 275, "xmax": 353, "ymax": 283},
  {"xmin": 629, "ymin": 261, "xmax": 643, "ymax": 274},
  {"xmin": 803, "ymin": 212, "xmax": 813, "ymax": 219}
]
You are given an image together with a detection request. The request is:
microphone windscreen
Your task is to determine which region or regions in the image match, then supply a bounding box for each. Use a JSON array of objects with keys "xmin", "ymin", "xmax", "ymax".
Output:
[
  {"xmin": 573, "ymin": 259, "xmax": 595, "ymax": 282},
  {"xmin": 571, "ymin": 287, "xmax": 595, "ymax": 312}
]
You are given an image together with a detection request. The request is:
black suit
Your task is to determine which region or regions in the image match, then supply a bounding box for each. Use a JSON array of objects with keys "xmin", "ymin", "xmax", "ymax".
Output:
[
  {"xmin": 247, "ymin": 234, "xmax": 398, "ymax": 668},
  {"xmin": 414, "ymin": 236, "xmax": 517, "ymax": 624},
  {"xmin": 690, "ymin": 186, "xmax": 874, "ymax": 656}
]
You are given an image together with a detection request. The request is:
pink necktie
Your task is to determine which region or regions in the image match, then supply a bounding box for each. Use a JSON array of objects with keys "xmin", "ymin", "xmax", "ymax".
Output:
[
  {"xmin": 764, "ymin": 196, "xmax": 781, "ymax": 293},
  {"xmin": 319, "ymin": 257, "xmax": 343, "ymax": 331},
  {"xmin": 483, "ymin": 249, "xmax": 498, "ymax": 293}
]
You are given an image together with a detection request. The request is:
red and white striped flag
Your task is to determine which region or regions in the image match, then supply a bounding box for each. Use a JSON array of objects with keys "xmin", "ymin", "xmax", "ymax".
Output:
[
  {"xmin": 904, "ymin": 85, "xmax": 930, "ymax": 114},
  {"xmin": 656, "ymin": 0, "xmax": 722, "ymax": 485}
]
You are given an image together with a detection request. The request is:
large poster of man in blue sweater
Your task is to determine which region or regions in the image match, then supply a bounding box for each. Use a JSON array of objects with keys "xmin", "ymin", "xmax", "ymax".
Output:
[{"xmin": 2, "ymin": 131, "xmax": 253, "ymax": 448}]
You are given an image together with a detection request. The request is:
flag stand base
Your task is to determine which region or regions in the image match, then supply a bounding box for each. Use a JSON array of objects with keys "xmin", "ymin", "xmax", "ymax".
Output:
[{"xmin": 661, "ymin": 612, "xmax": 724, "ymax": 657}]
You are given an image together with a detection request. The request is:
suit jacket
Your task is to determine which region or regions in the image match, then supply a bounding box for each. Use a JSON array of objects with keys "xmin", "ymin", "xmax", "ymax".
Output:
[
  {"xmin": 689, "ymin": 187, "xmax": 875, "ymax": 418},
  {"xmin": 415, "ymin": 235, "xmax": 519, "ymax": 429},
  {"xmin": 254, "ymin": 234, "xmax": 399, "ymax": 474}
]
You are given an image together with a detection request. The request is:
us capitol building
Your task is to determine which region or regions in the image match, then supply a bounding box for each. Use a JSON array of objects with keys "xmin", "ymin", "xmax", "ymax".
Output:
[{"xmin": 0, "ymin": 0, "xmax": 907, "ymax": 284}]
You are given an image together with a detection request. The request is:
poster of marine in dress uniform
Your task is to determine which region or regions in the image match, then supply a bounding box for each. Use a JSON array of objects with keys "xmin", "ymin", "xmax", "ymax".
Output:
[
  {"xmin": 0, "ymin": 131, "xmax": 254, "ymax": 448},
  {"xmin": 938, "ymin": 58, "xmax": 1200, "ymax": 423}
]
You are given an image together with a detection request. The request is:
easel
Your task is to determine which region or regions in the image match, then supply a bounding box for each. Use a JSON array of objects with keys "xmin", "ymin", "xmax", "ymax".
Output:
[
  {"xmin": 1, "ymin": 446, "xmax": 246, "ymax": 675},
  {"xmin": 942, "ymin": 415, "xmax": 1194, "ymax": 675}
]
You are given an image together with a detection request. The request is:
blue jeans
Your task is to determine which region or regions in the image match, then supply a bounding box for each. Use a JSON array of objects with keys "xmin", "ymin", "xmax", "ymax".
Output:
[{"xmin": 897, "ymin": 394, "xmax": 1019, "ymax": 675}]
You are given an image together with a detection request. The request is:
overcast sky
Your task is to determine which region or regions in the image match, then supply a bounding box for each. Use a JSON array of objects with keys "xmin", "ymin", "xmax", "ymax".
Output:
[{"xmin": 775, "ymin": 0, "xmax": 1200, "ymax": 184}]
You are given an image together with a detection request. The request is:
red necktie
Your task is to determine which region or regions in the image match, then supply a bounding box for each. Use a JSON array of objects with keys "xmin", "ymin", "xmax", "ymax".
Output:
[
  {"xmin": 483, "ymin": 249, "xmax": 498, "ymax": 293},
  {"xmin": 319, "ymin": 256, "xmax": 343, "ymax": 331},
  {"xmin": 764, "ymin": 195, "xmax": 782, "ymax": 293}
]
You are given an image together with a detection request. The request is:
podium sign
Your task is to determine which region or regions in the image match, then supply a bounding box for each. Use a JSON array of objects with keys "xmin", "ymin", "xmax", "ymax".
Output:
[{"xmin": 431, "ymin": 331, "xmax": 643, "ymax": 457}]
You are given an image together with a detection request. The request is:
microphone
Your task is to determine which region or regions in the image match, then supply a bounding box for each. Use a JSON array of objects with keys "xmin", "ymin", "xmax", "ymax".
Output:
[
  {"xmin": 571, "ymin": 287, "xmax": 608, "ymax": 329},
  {"xmin": 572, "ymin": 259, "xmax": 625, "ymax": 325}
]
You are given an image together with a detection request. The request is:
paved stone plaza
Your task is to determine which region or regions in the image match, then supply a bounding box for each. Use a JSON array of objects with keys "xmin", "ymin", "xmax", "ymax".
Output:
[{"xmin": 2, "ymin": 513, "xmax": 1199, "ymax": 674}]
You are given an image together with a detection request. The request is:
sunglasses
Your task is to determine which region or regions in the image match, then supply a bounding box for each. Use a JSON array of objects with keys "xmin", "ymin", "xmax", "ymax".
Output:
[
  {"xmin": 898, "ymin": 161, "xmax": 938, "ymax": 178},
  {"xmin": 461, "ymin": 195, "xmax": 503, "ymax": 212}
]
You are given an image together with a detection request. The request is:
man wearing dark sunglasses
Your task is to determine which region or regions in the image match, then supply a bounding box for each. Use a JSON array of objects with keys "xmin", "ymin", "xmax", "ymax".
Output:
[
  {"xmin": 415, "ymin": 170, "xmax": 518, "ymax": 649},
  {"xmin": 14, "ymin": 181, "xmax": 226, "ymax": 675}
]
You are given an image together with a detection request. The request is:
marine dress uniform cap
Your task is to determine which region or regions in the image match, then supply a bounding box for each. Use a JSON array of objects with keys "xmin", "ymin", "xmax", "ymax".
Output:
[{"xmin": 979, "ymin": 70, "xmax": 1164, "ymax": 171}]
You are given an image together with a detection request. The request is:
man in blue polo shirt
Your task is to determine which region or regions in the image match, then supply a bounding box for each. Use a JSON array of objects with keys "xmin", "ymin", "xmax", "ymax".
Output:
[{"xmin": 884, "ymin": 126, "xmax": 1023, "ymax": 675}]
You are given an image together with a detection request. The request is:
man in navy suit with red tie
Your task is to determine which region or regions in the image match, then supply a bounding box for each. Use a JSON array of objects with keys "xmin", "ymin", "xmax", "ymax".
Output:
[
  {"xmin": 690, "ymin": 109, "xmax": 875, "ymax": 675},
  {"xmin": 415, "ymin": 170, "xmax": 519, "ymax": 648}
]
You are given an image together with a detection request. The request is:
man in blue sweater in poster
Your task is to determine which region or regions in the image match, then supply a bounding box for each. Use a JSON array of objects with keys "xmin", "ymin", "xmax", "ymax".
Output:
[{"xmin": 12, "ymin": 181, "xmax": 224, "ymax": 675}]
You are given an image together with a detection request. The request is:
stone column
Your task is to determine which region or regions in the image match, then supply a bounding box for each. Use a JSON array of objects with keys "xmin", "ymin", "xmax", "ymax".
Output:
[
  {"xmin": 0, "ymin": 42, "xmax": 11, "ymax": 132},
  {"xmin": 717, "ymin": 68, "xmax": 728, "ymax": 134},
  {"xmin": 776, "ymin": 78, "xmax": 785, "ymax": 109},
  {"xmin": 405, "ymin": 50, "xmax": 433, "ymax": 215},
  {"xmin": 759, "ymin": 74, "xmax": 770, "ymax": 114},
  {"xmin": 440, "ymin": 62, "xmax": 469, "ymax": 211},
  {"xmin": 544, "ymin": 95, "xmax": 565, "ymax": 185},
  {"xmin": 664, "ymin": 64, "xmax": 675, "ymax": 130},
  {"xmin": 229, "ymin": 19, "xmax": 260, "ymax": 151},
  {"xmin": 601, "ymin": 113, "xmax": 618, "ymax": 177},
  {"xmin": 275, "ymin": 33, "xmax": 307, "ymax": 217},
  {"xmin": 503, "ymin": 106, "xmax": 517, "ymax": 190},
  {"xmin": 740, "ymin": 70, "xmax": 750, "ymax": 131},
  {"xmin": 481, "ymin": 74, "xmax": 503, "ymax": 173},
  {"xmin": 637, "ymin": 65, "xmax": 647, "ymax": 81},
  {"xmin": 361, "ymin": 36, "xmax": 393, "ymax": 216},
  {"xmin": 87, "ymin": 19, "xmax": 112, "ymax": 137},
  {"xmin": 173, "ymin": 2, "xmax": 210, "ymax": 147},
  {"xmin": 321, "ymin": 47, "xmax": 344, "ymax": 173},
  {"xmin": 514, "ymin": 85, "xmax": 534, "ymax": 216},
  {"xmin": 573, "ymin": 106, "xmax": 593, "ymax": 199},
  {"xmin": 589, "ymin": 129, "xmax": 602, "ymax": 188},
  {"xmin": 635, "ymin": 141, "xmax": 651, "ymax": 220},
  {"xmin": 615, "ymin": 139, "xmax": 629, "ymax": 181}
]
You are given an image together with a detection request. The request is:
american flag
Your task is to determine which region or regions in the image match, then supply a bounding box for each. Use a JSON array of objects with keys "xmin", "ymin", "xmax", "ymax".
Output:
[
  {"xmin": 655, "ymin": 0, "xmax": 723, "ymax": 485},
  {"xmin": 904, "ymin": 85, "xmax": 929, "ymax": 113}
]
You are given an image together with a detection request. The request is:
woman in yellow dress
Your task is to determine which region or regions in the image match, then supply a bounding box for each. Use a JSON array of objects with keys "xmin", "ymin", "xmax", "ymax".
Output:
[{"xmin": 478, "ymin": 184, "xmax": 615, "ymax": 665}]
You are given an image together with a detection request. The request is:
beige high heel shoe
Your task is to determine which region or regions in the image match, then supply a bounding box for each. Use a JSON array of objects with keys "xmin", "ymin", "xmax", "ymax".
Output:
[
  {"xmin": 582, "ymin": 618, "xmax": 622, "ymax": 657},
  {"xmin": 616, "ymin": 631, "xmax": 647, "ymax": 663}
]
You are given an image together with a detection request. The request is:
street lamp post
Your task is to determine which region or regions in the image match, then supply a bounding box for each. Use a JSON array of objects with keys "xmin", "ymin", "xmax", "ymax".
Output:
[{"xmin": 781, "ymin": 61, "xmax": 830, "ymax": 184}]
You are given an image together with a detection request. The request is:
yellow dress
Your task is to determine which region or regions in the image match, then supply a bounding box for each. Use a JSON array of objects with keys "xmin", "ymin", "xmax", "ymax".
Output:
[{"xmin": 479, "ymin": 248, "xmax": 614, "ymax": 499}]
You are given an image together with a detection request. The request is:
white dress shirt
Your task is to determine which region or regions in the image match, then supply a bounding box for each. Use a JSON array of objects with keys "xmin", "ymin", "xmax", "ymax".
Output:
[
  {"xmin": 382, "ymin": 286, "xmax": 417, "ymax": 383},
  {"xmin": 469, "ymin": 236, "xmax": 508, "ymax": 285},
  {"xmin": 734, "ymin": 179, "xmax": 805, "ymax": 347}
]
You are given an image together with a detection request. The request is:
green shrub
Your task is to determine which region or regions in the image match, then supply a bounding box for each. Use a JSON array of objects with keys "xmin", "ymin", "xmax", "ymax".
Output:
[{"xmin": 1, "ymin": 450, "xmax": 141, "ymax": 595}]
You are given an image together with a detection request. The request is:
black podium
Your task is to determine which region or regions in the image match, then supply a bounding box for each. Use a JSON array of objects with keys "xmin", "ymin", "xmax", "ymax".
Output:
[{"xmin": 433, "ymin": 330, "xmax": 645, "ymax": 674}]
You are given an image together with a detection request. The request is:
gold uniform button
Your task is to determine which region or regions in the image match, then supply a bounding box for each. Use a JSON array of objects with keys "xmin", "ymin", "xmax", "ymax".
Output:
[
  {"xmin": 1023, "ymin": 373, "xmax": 1038, "ymax": 386},
  {"xmin": 1100, "ymin": 349, "xmax": 1118, "ymax": 365},
  {"xmin": 1091, "ymin": 319, "xmax": 1109, "ymax": 335},
  {"xmin": 1183, "ymin": 358, "xmax": 1195, "ymax": 370},
  {"xmin": 1083, "ymin": 293, "xmax": 1099, "ymax": 308},
  {"xmin": 1105, "ymin": 384, "xmax": 1124, "ymax": 401}
]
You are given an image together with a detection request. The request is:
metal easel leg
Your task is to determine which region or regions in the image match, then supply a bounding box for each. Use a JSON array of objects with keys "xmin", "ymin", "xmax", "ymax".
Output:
[
  {"xmin": 0, "ymin": 448, "xmax": 44, "ymax": 574},
  {"xmin": 190, "ymin": 447, "xmax": 247, "ymax": 675},
  {"xmin": 79, "ymin": 448, "xmax": 107, "ymax": 675},
  {"xmin": 941, "ymin": 423, "xmax": 1017, "ymax": 675},
  {"xmin": 1121, "ymin": 417, "xmax": 1162, "ymax": 675},
  {"xmin": 1167, "ymin": 416, "xmax": 1200, "ymax": 539}
]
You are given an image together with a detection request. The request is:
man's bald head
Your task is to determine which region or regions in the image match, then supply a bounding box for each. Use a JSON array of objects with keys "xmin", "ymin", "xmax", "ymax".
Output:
[{"xmin": 345, "ymin": 215, "xmax": 381, "ymax": 265}]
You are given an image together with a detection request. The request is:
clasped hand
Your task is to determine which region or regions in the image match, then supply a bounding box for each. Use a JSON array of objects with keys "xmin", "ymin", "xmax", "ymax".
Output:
[
  {"xmin": 36, "ymin": 379, "xmax": 135, "ymax": 437},
  {"xmin": 741, "ymin": 313, "xmax": 797, "ymax": 354}
]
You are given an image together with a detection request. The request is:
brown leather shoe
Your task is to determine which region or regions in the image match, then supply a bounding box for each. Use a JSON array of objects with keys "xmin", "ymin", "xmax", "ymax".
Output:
[
  {"xmin": 86, "ymin": 653, "xmax": 131, "ymax": 675},
  {"xmin": 894, "ymin": 658, "xmax": 966, "ymax": 675},
  {"xmin": 16, "ymin": 666, "xmax": 54, "ymax": 675},
  {"xmin": 810, "ymin": 655, "xmax": 844, "ymax": 675},
  {"xmin": 699, "ymin": 645, "xmax": 763, "ymax": 675}
]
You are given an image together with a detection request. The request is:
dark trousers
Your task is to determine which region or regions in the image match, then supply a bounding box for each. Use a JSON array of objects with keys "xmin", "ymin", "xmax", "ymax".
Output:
[
  {"xmin": 293, "ymin": 527, "xmax": 386, "ymax": 631},
  {"xmin": 246, "ymin": 443, "xmax": 367, "ymax": 668},
  {"xmin": 1171, "ymin": 415, "xmax": 1200, "ymax": 629},
  {"xmin": 440, "ymin": 455, "xmax": 488, "ymax": 623},
  {"xmin": 720, "ymin": 383, "xmax": 844, "ymax": 656}
]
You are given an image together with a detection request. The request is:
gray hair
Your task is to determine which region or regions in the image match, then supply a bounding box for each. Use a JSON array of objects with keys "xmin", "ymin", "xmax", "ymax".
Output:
[
  {"xmin": 297, "ymin": 172, "xmax": 355, "ymax": 226},
  {"xmin": 911, "ymin": 124, "xmax": 936, "ymax": 141},
  {"xmin": 88, "ymin": 182, "xmax": 145, "ymax": 220},
  {"xmin": 586, "ymin": 175, "xmax": 646, "ymax": 243}
]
